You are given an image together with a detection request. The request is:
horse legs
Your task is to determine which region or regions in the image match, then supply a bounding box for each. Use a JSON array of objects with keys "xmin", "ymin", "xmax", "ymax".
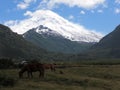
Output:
[
  {"xmin": 27, "ymin": 71, "xmax": 30, "ymax": 78},
  {"xmin": 39, "ymin": 68, "xmax": 44, "ymax": 78},
  {"xmin": 27, "ymin": 71, "xmax": 33, "ymax": 78},
  {"xmin": 30, "ymin": 72, "xmax": 33, "ymax": 78},
  {"xmin": 39, "ymin": 71, "xmax": 43, "ymax": 78},
  {"xmin": 53, "ymin": 67, "xmax": 56, "ymax": 72},
  {"xmin": 51, "ymin": 66, "xmax": 56, "ymax": 72},
  {"xmin": 19, "ymin": 71, "xmax": 23, "ymax": 78},
  {"xmin": 42, "ymin": 68, "xmax": 45, "ymax": 77},
  {"xmin": 39, "ymin": 71, "xmax": 41, "ymax": 78}
]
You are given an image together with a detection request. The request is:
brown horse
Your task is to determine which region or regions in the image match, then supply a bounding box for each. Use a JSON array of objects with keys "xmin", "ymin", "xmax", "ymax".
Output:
[
  {"xmin": 19, "ymin": 63, "xmax": 45, "ymax": 78},
  {"xmin": 43, "ymin": 64, "xmax": 56, "ymax": 72}
]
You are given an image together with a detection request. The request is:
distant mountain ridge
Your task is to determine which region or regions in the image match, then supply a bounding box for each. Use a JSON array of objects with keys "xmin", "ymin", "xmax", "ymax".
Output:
[
  {"xmin": 0, "ymin": 24, "xmax": 46, "ymax": 59},
  {"xmin": 24, "ymin": 25, "xmax": 93, "ymax": 54}
]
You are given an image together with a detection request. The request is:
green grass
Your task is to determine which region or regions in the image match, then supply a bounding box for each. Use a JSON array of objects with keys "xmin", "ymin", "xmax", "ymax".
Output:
[{"xmin": 0, "ymin": 64, "xmax": 120, "ymax": 90}]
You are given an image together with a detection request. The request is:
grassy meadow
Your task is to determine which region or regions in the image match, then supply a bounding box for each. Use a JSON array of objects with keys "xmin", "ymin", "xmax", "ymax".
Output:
[{"xmin": 0, "ymin": 63, "xmax": 120, "ymax": 90}]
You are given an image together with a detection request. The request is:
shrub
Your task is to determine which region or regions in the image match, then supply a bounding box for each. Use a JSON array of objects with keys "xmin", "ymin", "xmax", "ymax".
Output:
[
  {"xmin": 0, "ymin": 75, "xmax": 16, "ymax": 87},
  {"xmin": 0, "ymin": 58, "xmax": 14, "ymax": 69}
]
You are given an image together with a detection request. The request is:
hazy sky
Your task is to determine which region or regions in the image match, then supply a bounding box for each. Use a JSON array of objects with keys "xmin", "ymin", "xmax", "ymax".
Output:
[{"xmin": 1, "ymin": 0, "xmax": 120, "ymax": 35}]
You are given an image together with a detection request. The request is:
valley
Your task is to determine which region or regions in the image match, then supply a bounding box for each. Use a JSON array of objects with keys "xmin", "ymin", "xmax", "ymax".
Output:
[{"xmin": 1, "ymin": 1, "xmax": 120, "ymax": 90}]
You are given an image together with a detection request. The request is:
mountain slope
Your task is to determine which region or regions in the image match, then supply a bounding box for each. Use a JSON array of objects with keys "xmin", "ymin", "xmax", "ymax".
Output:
[
  {"xmin": 0, "ymin": 24, "xmax": 46, "ymax": 59},
  {"xmin": 88, "ymin": 25, "xmax": 120, "ymax": 58},
  {"xmin": 7, "ymin": 10, "xmax": 103, "ymax": 43},
  {"xmin": 94, "ymin": 25, "xmax": 120, "ymax": 48},
  {"xmin": 24, "ymin": 25, "xmax": 93, "ymax": 53}
]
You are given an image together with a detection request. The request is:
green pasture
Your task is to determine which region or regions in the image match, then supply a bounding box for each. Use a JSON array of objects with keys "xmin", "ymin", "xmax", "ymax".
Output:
[{"xmin": 0, "ymin": 64, "xmax": 120, "ymax": 90}]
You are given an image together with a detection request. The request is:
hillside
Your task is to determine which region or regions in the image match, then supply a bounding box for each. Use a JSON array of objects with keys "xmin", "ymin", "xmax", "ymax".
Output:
[
  {"xmin": 88, "ymin": 25, "xmax": 120, "ymax": 58},
  {"xmin": 0, "ymin": 24, "xmax": 46, "ymax": 59}
]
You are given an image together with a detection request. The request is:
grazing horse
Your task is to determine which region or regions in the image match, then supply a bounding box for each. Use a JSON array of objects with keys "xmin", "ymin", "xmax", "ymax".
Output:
[
  {"xmin": 19, "ymin": 63, "xmax": 45, "ymax": 78},
  {"xmin": 43, "ymin": 64, "xmax": 56, "ymax": 72}
]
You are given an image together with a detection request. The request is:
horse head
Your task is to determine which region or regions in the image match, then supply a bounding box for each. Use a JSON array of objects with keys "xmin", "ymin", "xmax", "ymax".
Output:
[{"xmin": 18, "ymin": 65, "xmax": 27, "ymax": 78}]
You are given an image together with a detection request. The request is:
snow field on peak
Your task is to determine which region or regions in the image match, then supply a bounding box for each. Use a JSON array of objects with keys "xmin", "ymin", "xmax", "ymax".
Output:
[{"xmin": 6, "ymin": 10, "xmax": 103, "ymax": 42}]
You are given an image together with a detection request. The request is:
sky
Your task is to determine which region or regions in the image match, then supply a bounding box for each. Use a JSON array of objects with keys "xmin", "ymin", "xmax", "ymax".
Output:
[{"xmin": 1, "ymin": 0, "xmax": 120, "ymax": 35}]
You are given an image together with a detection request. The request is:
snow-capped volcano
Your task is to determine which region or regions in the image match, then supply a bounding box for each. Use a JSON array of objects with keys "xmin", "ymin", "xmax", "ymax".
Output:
[{"xmin": 6, "ymin": 10, "xmax": 103, "ymax": 42}]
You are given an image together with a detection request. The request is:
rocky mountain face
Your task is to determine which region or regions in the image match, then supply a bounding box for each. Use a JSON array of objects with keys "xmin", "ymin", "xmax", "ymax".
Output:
[{"xmin": 24, "ymin": 25, "xmax": 93, "ymax": 54}]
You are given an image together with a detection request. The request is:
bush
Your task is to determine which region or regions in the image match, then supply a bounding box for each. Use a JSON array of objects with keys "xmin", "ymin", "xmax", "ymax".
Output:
[
  {"xmin": 0, "ymin": 58, "xmax": 14, "ymax": 69},
  {"xmin": 0, "ymin": 75, "xmax": 16, "ymax": 87}
]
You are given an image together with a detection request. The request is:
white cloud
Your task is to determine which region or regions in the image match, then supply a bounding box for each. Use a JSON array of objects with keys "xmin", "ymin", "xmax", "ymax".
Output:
[
  {"xmin": 97, "ymin": 9, "xmax": 103, "ymax": 13},
  {"xmin": 17, "ymin": 2, "xmax": 28, "ymax": 9},
  {"xmin": 39, "ymin": 0, "xmax": 106, "ymax": 10},
  {"xmin": 17, "ymin": 0, "xmax": 36, "ymax": 9},
  {"xmin": 91, "ymin": 10, "xmax": 95, "ymax": 13},
  {"xmin": 68, "ymin": 15, "xmax": 74, "ymax": 20},
  {"xmin": 24, "ymin": 11, "xmax": 33, "ymax": 16},
  {"xmin": 38, "ymin": 0, "xmax": 51, "ymax": 9},
  {"xmin": 80, "ymin": 10, "xmax": 85, "ymax": 14},
  {"xmin": 115, "ymin": 8, "xmax": 120, "ymax": 14},
  {"xmin": 4, "ymin": 20, "xmax": 19, "ymax": 26},
  {"xmin": 115, "ymin": 0, "xmax": 120, "ymax": 4}
]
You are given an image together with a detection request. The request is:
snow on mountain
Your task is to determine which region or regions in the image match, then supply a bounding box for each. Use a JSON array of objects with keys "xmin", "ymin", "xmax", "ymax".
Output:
[
  {"xmin": 35, "ymin": 25, "xmax": 61, "ymax": 37},
  {"xmin": 5, "ymin": 10, "xmax": 103, "ymax": 42}
]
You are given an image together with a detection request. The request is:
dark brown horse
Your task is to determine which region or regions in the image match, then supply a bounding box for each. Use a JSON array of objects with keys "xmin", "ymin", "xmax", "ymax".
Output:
[
  {"xmin": 19, "ymin": 63, "xmax": 45, "ymax": 78},
  {"xmin": 43, "ymin": 64, "xmax": 56, "ymax": 72}
]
